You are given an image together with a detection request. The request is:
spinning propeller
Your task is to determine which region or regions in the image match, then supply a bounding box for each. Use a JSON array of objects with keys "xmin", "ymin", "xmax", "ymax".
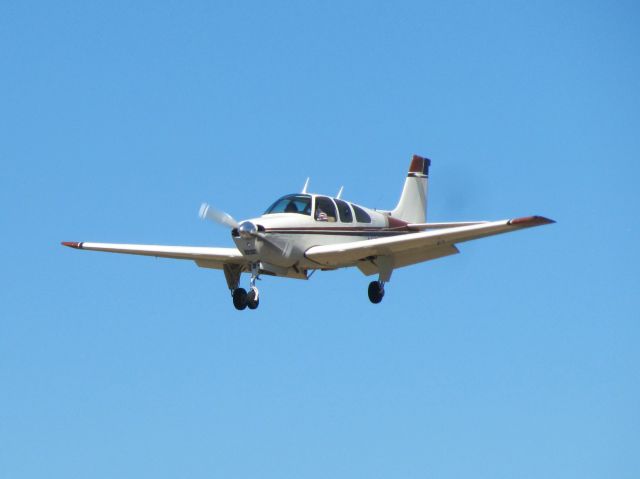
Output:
[
  {"xmin": 199, "ymin": 203, "xmax": 287, "ymax": 250},
  {"xmin": 199, "ymin": 203, "xmax": 239, "ymax": 229}
]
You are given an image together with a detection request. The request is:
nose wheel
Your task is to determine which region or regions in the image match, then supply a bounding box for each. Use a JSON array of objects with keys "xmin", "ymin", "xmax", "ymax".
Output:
[
  {"xmin": 246, "ymin": 287, "xmax": 259, "ymax": 309},
  {"xmin": 368, "ymin": 281, "xmax": 385, "ymax": 304}
]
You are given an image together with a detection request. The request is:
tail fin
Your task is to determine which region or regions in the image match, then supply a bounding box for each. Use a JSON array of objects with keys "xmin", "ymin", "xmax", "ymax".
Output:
[{"xmin": 390, "ymin": 154, "xmax": 430, "ymax": 223}]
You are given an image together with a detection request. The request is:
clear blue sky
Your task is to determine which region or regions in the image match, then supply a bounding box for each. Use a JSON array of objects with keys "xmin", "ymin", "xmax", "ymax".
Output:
[{"xmin": 2, "ymin": 1, "xmax": 638, "ymax": 477}]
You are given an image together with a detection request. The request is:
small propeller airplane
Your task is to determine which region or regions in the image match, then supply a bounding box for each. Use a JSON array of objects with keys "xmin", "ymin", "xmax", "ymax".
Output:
[{"xmin": 62, "ymin": 155, "xmax": 554, "ymax": 310}]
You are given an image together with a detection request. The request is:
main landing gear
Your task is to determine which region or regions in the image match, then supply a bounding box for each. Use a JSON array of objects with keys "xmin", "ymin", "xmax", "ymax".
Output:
[
  {"xmin": 368, "ymin": 281, "xmax": 385, "ymax": 304},
  {"xmin": 367, "ymin": 256, "xmax": 392, "ymax": 304},
  {"xmin": 231, "ymin": 263, "xmax": 260, "ymax": 311}
]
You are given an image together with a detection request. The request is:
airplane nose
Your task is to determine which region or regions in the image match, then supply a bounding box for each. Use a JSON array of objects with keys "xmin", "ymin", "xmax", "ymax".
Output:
[{"xmin": 238, "ymin": 221, "xmax": 258, "ymax": 239}]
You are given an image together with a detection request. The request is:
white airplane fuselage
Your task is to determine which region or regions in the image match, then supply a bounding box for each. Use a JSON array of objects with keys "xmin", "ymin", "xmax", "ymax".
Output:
[{"xmin": 232, "ymin": 193, "xmax": 407, "ymax": 276}]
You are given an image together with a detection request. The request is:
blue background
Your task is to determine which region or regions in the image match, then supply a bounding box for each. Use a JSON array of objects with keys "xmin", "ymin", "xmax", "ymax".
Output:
[{"xmin": 2, "ymin": 1, "xmax": 638, "ymax": 477}]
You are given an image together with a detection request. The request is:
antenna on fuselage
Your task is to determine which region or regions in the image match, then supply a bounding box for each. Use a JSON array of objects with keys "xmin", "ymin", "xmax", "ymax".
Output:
[
  {"xmin": 336, "ymin": 186, "xmax": 344, "ymax": 199},
  {"xmin": 301, "ymin": 177, "xmax": 310, "ymax": 194}
]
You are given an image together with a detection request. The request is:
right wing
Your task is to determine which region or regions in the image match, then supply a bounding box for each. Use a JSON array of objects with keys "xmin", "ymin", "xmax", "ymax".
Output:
[
  {"xmin": 61, "ymin": 241, "xmax": 246, "ymax": 270},
  {"xmin": 305, "ymin": 216, "xmax": 554, "ymax": 274}
]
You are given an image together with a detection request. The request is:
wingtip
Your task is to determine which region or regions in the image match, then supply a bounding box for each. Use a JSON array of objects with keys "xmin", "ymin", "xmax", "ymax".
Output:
[
  {"xmin": 61, "ymin": 241, "xmax": 83, "ymax": 249},
  {"xmin": 508, "ymin": 216, "xmax": 555, "ymax": 226}
]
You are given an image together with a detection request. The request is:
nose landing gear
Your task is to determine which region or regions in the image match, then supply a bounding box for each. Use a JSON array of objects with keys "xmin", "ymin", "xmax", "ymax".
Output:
[{"xmin": 231, "ymin": 263, "xmax": 261, "ymax": 311}]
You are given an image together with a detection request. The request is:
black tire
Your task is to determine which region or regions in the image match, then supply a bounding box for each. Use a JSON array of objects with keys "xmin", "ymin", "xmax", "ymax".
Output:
[
  {"xmin": 368, "ymin": 281, "xmax": 384, "ymax": 304},
  {"xmin": 246, "ymin": 288, "xmax": 259, "ymax": 310},
  {"xmin": 232, "ymin": 288, "xmax": 248, "ymax": 310}
]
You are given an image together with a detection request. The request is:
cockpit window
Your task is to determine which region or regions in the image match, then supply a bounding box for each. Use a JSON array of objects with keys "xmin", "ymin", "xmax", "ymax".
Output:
[
  {"xmin": 334, "ymin": 199, "xmax": 353, "ymax": 223},
  {"xmin": 264, "ymin": 194, "xmax": 312, "ymax": 216},
  {"xmin": 352, "ymin": 204, "xmax": 372, "ymax": 223},
  {"xmin": 314, "ymin": 196, "xmax": 338, "ymax": 222}
]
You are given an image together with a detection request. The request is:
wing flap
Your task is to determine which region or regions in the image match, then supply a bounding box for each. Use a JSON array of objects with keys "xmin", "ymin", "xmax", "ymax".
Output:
[{"xmin": 356, "ymin": 244, "xmax": 459, "ymax": 276}]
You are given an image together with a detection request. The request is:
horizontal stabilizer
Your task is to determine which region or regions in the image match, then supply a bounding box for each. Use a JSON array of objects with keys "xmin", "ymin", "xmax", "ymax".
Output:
[{"xmin": 407, "ymin": 221, "xmax": 489, "ymax": 230}]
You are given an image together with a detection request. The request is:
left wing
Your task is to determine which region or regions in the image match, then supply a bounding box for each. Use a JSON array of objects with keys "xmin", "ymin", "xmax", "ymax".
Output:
[
  {"xmin": 61, "ymin": 241, "xmax": 246, "ymax": 270},
  {"xmin": 304, "ymin": 216, "xmax": 554, "ymax": 273}
]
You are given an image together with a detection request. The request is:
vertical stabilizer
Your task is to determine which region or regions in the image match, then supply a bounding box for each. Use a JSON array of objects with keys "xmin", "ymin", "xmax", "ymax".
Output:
[{"xmin": 391, "ymin": 154, "xmax": 430, "ymax": 223}]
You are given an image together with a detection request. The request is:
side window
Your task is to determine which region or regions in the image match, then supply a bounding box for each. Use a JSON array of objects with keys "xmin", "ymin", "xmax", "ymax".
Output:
[
  {"xmin": 352, "ymin": 204, "xmax": 372, "ymax": 223},
  {"xmin": 334, "ymin": 199, "xmax": 353, "ymax": 223},
  {"xmin": 314, "ymin": 196, "xmax": 338, "ymax": 222}
]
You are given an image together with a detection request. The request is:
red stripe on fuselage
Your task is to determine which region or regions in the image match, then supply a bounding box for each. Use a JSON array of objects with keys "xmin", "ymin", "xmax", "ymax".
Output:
[
  {"xmin": 387, "ymin": 216, "xmax": 409, "ymax": 228},
  {"xmin": 264, "ymin": 226, "xmax": 411, "ymax": 237}
]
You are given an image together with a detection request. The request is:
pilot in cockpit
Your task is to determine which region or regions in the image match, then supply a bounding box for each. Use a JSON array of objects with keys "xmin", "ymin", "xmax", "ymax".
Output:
[
  {"xmin": 315, "ymin": 208, "xmax": 328, "ymax": 221},
  {"xmin": 285, "ymin": 201, "xmax": 299, "ymax": 213}
]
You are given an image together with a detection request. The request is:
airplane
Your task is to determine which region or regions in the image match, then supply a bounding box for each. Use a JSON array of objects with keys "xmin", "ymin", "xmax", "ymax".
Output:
[{"xmin": 62, "ymin": 155, "xmax": 554, "ymax": 310}]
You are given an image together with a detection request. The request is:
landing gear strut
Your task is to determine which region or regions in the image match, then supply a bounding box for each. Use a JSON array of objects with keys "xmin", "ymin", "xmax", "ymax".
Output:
[
  {"xmin": 247, "ymin": 263, "xmax": 260, "ymax": 309},
  {"xmin": 368, "ymin": 281, "xmax": 385, "ymax": 304},
  {"xmin": 367, "ymin": 256, "xmax": 392, "ymax": 304}
]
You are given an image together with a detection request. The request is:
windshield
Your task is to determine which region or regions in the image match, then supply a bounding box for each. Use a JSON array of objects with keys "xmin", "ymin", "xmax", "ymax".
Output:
[{"xmin": 264, "ymin": 194, "xmax": 312, "ymax": 216}]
